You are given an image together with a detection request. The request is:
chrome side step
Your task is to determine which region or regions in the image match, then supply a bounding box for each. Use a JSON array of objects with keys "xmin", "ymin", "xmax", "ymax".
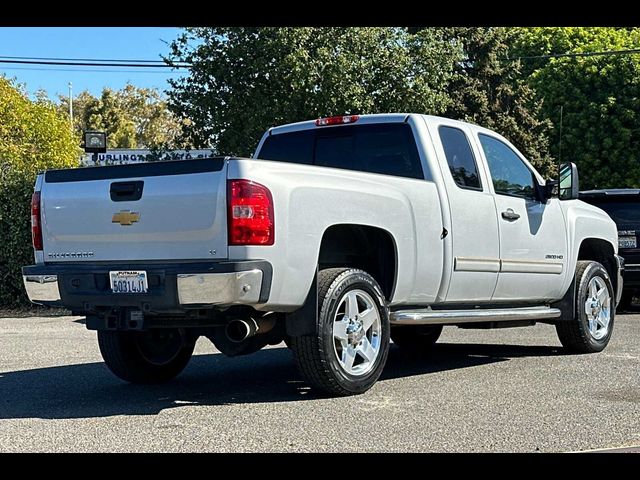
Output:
[{"xmin": 390, "ymin": 306, "xmax": 561, "ymax": 325}]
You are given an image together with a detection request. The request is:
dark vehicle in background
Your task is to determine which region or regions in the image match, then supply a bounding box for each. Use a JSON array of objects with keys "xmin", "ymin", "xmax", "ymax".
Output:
[{"xmin": 580, "ymin": 189, "xmax": 640, "ymax": 310}]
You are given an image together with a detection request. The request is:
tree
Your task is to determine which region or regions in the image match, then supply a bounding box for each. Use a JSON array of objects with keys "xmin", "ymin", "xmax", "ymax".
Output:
[
  {"xmin": 165, "ymin": 27, "xmax": 461, "ymax": 156},
  {"xmin": 0, "ymin": 76, "xmax": 80, "ymax": 306},
  {"xmin": 441, "ymin": 28, "xmax": 555, "ymax": 177},
  {"xmin": 58, "ymin": 84, "xmax": 184, "ymax": 149},
  {"xmin": 0, "ymin": 77, "xmax": 79, "ymax": 175},
  {"xmin": 513, "ymin": 28, "xmax": 640, "ymax": 189}
]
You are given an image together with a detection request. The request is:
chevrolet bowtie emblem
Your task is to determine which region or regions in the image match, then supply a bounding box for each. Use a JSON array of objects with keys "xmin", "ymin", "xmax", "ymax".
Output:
[{"xmin": 112, "ymin": 210, "xmax": 140, "ymax": 226}]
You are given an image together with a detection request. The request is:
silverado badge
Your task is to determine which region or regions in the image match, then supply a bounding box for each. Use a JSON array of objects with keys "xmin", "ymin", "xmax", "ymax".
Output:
[{"xmin": 112, "ymin": 210, "xmax": 140, "ymax": 226}]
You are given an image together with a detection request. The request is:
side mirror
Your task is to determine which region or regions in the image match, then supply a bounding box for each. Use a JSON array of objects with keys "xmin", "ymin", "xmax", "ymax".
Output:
[
  {"xmin": 544, "ymin": 179, "xmax": 559, "ymax": 199},
  {"xmin": 559, "ymin": 162, "xmax": 579, "ymax": 200}
]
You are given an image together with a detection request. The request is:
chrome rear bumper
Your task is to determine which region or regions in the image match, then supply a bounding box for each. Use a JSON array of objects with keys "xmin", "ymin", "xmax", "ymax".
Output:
[
  {"xmin": 22, "ymin": 260, "xmax": 271, "ymax": 311},
  {"xmin": 177, "ymin": 269, "xmax": 263, "ymax": 305},
  {"xmin": 23, "ymin": 275, "xmax": 61, "ymax": 303}
]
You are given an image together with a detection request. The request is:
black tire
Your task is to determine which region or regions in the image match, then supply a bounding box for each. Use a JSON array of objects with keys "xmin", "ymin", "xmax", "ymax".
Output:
[
  {"xmin": 98, "ymin": 328, "xmax": 195, "ymax": 384},
  {"xmin": 391, "ymin": 325, "xmax": 443, "ymax": 354},
  {"xmin": 290, "ymin": 268, "xmax": 390, "ymax": 396},
  {"xmin": 556, "ymin": 260, "xmax": 615, "ymax": 353}
]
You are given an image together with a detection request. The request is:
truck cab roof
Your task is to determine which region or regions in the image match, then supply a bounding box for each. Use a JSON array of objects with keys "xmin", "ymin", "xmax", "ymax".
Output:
[{"xmin": 268, "ymin": 113, "xmax": 480, "ymax": 136}]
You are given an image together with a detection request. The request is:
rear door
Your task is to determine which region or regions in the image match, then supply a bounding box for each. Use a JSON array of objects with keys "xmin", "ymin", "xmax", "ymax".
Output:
[
  {"xmin": 41, "ymin": 158, "xmax": 229, "ymax": 262},
  {"xmin": 475, "ymin": 133, "xmax": 568, "ymax": 301},
  {"xmin": 430, "ymin": 123, "xmax": 500, "ymax": 302}
]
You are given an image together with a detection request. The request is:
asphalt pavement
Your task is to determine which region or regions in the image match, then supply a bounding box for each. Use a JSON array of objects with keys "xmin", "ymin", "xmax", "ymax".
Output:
[{"xmin": 0, "ymin": 312, "xmax": 638, "ymax": 452}]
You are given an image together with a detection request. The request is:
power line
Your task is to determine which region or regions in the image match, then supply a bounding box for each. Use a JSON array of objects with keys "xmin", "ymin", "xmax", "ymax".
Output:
[
  {"xmin": 0, "ymin": 59, "xmax": 190, "ymax": 68},
  {"xmin": 509, "ymin": 48, "xmax": 640, "ymax": 61},
  {"xmin": 0, "ymin": 65, "xmax": 188, "ymax": 74},
  {"xmin": 0, "ymin": 54, "xmax": 170, "ymax": 64},
  {"xmin": 1, "ymin": 48, "xmax": 638, "ymax": 67}
]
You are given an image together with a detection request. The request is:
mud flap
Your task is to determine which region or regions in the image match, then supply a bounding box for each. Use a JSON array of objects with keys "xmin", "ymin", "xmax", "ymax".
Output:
[
  {"xmin": 551, "ymin": 278, "xmax": 576, "ymax": 321},
  {"xmin": 285, "ymin": 267, "xmax": 318, "ymax": 337}
]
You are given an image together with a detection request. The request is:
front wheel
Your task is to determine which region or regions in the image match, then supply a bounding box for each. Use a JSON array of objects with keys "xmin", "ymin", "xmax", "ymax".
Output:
[
  {"xmin": 290, "ymin": 268, "xmax": 390, "ymax": 396},
  {"xmin": 556, "ymin": 261, "xmax": 615, "ymax": 353},
  {"xmin": 98, "ymin": 328, "xmax": 195, "ymax": 384}
]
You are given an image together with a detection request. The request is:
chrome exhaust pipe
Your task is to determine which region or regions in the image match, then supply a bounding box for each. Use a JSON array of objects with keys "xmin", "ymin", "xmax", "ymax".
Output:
[{"xmin": 225, "ymin": 316, "xmax": 276, "ymax": 343}]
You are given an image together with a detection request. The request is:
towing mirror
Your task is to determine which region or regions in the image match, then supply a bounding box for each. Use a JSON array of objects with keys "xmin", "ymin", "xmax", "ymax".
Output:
[
  {"xmin": 544, "ymin": 179, "xmax": 559, "ymax": 199},
  {"xmin": 559, "ymin": 162, "xmax": 579, "ymax": 200}
]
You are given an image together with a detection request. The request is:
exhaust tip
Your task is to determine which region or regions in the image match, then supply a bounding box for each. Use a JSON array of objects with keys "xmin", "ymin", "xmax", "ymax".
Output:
[{"xmin": 225, "ymin": 319, "xmax": 256, "ymax": 343}]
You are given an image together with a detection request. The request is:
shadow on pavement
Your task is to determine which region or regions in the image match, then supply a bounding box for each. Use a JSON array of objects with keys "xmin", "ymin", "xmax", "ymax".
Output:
[{"xmin": 0, "ymin": 342, "xmax": 563, "ymax": 420}]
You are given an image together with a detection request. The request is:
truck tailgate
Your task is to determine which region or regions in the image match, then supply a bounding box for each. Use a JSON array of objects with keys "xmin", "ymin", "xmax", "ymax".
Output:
[{"xmin": 40, "ymin": 158, "xmax": 228, "ymax": 262}]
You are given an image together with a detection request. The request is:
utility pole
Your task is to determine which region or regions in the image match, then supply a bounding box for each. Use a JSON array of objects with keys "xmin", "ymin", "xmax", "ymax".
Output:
[
  {"xmin": 558, "ymin": 105, "xmax": 563, "ymax": 165},
  {"xmin": 68, "ymin": 82, "xmax": 73, "ymax": 132}
]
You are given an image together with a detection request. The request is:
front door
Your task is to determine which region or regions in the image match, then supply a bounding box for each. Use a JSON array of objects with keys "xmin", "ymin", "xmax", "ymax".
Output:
[{"xmin": 476, "ymin": 133, "xmax": 568, "ymax": 301}]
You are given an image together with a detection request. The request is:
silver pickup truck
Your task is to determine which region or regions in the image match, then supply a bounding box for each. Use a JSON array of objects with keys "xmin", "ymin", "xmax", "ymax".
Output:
[{"xmin": 23, "ymin": 113, "xmax": 624, "ymax": 396}]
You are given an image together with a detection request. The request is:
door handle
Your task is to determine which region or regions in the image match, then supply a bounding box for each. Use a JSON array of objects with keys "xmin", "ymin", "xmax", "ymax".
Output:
[
  {"xmin": 501, "ymin": 209, "xmax": 520, "ymax": 221},
  {"xmin": 110, "ymin": 181, "xmax": 144, "ymax": 202}
]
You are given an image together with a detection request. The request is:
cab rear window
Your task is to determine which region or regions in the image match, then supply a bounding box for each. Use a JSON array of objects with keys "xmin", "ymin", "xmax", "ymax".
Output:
[{"xmin": 257, "ymin": 123, "xmax": 425, "ymax": 180}]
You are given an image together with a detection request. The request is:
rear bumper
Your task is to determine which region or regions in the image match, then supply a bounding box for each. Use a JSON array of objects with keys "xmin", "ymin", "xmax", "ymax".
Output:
[{"xmin": 22, "ymin": 260, "xmax": 272, "ymax": 313}]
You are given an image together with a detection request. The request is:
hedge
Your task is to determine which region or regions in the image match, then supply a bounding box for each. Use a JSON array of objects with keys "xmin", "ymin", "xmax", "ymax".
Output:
[{"xmin": 0, "ymin": 77, "xmax": 79, "ymax": 308}]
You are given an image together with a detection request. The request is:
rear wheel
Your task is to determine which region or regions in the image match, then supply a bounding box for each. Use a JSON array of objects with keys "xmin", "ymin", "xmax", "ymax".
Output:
[
  {"xmin": 290, "ymin": 268, "xmax": 390, "ymax": 396},
  {"xmin": 98, "ymin": 328, "xmax": 195, "ymax": 383},
  {"xmin": 556, "ymin": 261, "xmax": 614, "ymax": 353},
  {"xmin": 391, "ymin": 325, "xmax": 443, "ymax": 354}
]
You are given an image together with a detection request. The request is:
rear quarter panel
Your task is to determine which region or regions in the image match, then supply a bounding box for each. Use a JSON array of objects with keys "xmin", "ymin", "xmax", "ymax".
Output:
[{"xmin": 228, "ymin": 159, "xmax": 444, "ymax": 311}]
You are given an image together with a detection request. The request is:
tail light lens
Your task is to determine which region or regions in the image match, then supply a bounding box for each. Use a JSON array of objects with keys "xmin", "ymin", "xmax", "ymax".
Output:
[
  {"xmin": 228, "ymin": 180, "xmax": 274, "ymax": 245},
  {"xmin": 31, "ymin": 191, "xmax": 43, "ymax": 250}
]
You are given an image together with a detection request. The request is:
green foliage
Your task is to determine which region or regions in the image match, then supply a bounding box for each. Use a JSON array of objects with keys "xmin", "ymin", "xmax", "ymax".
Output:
[
  {"xmin": 58, "ymin": 84, "xmax": 184, "ymax": 149},
  {"xmin": 0, "ymin": 76, "xmax": 80, "ymax": 307},
  {"xmin": 165, "ymin": 27, "xmax": 461, "ymax": 156},
  {"xmin": 442, "ymin": 27, "xmax": 554, "ymax": 177},
  {"xmin": 513, "ymin": 27, "xmax": 640, "ymax": 189}
]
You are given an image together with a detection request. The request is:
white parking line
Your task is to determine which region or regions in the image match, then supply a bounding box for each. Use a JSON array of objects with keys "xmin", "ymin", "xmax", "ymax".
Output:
[{"xmin": 570, "ymin": 444, "xmax": 640, "ymax": 453}]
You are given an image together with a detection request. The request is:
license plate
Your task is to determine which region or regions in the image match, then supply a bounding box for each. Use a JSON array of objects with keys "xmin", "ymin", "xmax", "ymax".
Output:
[
  {"xmin": 619, "ymin": 236, "xmax": 637, "ymax": 249},
  {"xmin": 109, "ymin": 270, "xmax": 148, "ymax": 294}
]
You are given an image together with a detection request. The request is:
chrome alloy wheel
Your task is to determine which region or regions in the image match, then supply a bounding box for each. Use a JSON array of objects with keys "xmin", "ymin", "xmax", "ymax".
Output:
[
  {"xmin": 332, "ymin": 289, "xmax": 382, "ymax": 376},
  {"xmin": 585, "ymin": 276, "xmax": 611, "ymax": 341}
]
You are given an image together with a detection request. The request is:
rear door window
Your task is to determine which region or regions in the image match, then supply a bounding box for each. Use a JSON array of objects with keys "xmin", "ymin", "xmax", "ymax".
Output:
[
  {"xmin": 438, "ymin": 126, "xmax": 482, "ymax": 190},
  {"xmin": 258, "ymin": 123, "xmax": 425, "ymax": 179}
]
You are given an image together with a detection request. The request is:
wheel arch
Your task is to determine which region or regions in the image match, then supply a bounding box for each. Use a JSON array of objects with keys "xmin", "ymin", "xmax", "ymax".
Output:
[
  {"xmin": 285, "ymin": 223, "xmax": 398, "ymax": 338},
  {"xmin": 577, "ymin": 238, "xmax": 618, "ymax": 295},
  {"xmin": 317, "ymin": 223, "xmax": 398, "ymax": 301}
]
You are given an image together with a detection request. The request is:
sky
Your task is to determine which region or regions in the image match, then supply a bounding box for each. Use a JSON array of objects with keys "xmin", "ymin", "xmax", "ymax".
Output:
[{"xmin": 0, "ymin": 27, "xmax": 187, "ymax": 100}]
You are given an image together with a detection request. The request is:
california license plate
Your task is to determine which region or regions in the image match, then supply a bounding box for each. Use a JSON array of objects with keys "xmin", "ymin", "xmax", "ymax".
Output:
[
  {"xmin": 109, "ymin": 270, "xmax": 148, "ymax": 294},
  {"xmin": 619, "ymin": 236, "xmax": 637, "ymax": 249}
]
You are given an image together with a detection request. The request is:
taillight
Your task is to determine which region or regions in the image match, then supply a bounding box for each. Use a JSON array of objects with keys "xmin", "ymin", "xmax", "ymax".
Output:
[
  {"xmin": 227, "ymin": 180, "xmax": 274, "ymax": 246},
  {"xmin": 31, "ymin": 191, "xmax": 43, "ymax": 250},
  {"xmin": 315, "ymin": 115, "xmax": 360, "ymax": 126}
]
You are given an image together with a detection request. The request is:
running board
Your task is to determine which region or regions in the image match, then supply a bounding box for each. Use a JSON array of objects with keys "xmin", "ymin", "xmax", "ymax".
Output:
[{"xmin": 390, "ymin": 306, "xmax": 561, "ymax": 325}]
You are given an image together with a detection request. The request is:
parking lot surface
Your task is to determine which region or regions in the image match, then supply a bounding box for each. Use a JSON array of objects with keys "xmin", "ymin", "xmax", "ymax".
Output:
[{"xmin": 0, "ymin": 313, "xmax": 638, "ymax": 452}]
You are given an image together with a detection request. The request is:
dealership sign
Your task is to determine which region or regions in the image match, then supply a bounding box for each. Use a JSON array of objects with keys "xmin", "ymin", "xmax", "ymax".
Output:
[{"xmin": 81, "ymin": 149, "xmax": 216, "ymax": 166}]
